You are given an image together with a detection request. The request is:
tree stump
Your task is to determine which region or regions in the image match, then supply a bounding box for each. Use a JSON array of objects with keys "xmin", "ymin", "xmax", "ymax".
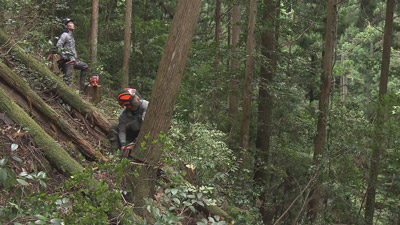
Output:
[{"xmin": 84, "ymin": 85, "xmax": 101, "ymax": 103}]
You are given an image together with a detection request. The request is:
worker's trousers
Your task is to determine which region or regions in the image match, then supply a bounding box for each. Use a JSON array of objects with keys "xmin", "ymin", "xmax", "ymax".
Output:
[{"xmin": 61, "ymin": 60, "xmax": 89, "ymax": 91}]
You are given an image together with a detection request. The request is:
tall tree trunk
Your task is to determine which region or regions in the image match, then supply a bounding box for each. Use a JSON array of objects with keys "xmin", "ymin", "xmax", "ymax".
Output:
[
  {"xmin": 308, "ymin": 0, "xmax": 337, "ymax": 222},
  {"xmin": 215, "ymin": 0, "xmax": 221, "ymax": 69},
  {"xmin": 121, "ymin": 0, "xmax": 133, "ymax": 88},
  {"xmin": 239, "ymin": 0, "xmax": 257, "ymax": 169},
  {"xmin": 227, "ymin": 9, "xmax": 231, "ymax": 68},
  {"xmin": 308, "ymin": 54, "xmax": 318, "ymax": 103},
  {"xmin": 104, "ymin": 0, "xmax": 117, "ymax": 42},
  {"xmin": 365, "ymin": 0, "xmax": 394, "ymax": 224},
  {"xmin": 50, "ymin": 0, "xmax": 56, "ymax": 43},
  {"xmin": 340, "ymin": 55, "xmax": 348, "ymax": 100},
  {"xmin": 227, "ymin": 0, "xmax": 241, "ymax": 137},
  {"xmin": 89, "ymin": 0, "xmax": 99, "ymax": 65},
  {"xmin": 397, "ymin": 207, "xmax": 400, "ymax": 225},
  {"xmin": 254, "ymin": 0, "xmax": 278, "ymax": 224},
  {"xmin": 125, "ymin": 0, "xmax": 202, "ymax": 219}
]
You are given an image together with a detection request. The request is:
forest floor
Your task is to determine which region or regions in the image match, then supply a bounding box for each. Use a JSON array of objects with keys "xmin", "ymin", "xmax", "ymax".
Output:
[{"xmin": 0, "ymin": 117, "xmax": 66, "ymax": 194}]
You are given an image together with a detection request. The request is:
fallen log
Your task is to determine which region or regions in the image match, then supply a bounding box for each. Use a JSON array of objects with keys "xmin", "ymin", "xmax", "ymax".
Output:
[
  {"xmin": 0, "ymin": 28, "xmax": 111, "ymax": 134},
  {"xmin": 0, "ymin": 59, "xmax": 107, "ymax": 162}
]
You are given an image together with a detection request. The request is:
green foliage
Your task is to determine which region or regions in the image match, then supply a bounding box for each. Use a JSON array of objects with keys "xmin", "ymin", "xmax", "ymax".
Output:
[
  {"xmin": 227, "ymin": 207, "xmax": 258, "ymax": 225},
  {"xmin": 144, "ymin": 169, "xmax": 222, "ymax": 225},
  {"xmin": 158, "ymin": 121, "xmax": 264, "ymax": 223},
  {"xmin": 0, "ymin": 144, "xmax": 63, "ymax": 225},
  {"xmin": 61, "ymin": 168, "xmax": 135, "ymax": 224},
  {"xmin": 130, "ymin": 16, "xmax": 169, "ymax": 87},
  {"xmin": 166, "ymin": 121, "xmax": 237, "ymax": 185},
  {"xmin": 0, "ymin": 146, "xmax": 139, "ymax": 225},
  {"xmin": 196, "ymin": 216, "xmax": 227, "ymax": 225}
]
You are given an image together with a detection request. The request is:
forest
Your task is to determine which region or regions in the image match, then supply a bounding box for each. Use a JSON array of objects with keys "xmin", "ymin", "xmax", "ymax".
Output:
[{"xmin": 0, "ymin": 0, "xmax": 399, "ymax": 224}]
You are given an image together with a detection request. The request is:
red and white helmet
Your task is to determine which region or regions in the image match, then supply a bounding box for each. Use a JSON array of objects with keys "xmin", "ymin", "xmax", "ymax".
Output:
[{"xmin": 117, "ymin": 88, "xmax": 136, "ymax": 108}]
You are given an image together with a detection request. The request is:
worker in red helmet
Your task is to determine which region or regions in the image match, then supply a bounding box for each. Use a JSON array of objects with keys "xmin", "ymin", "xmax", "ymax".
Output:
[
  {"xmin": 109, "ymin": 88, "xmax": 149, "ymax": 155},
  {"xmin": 56, "ymin": 17, "xmax": 89, "ymax": 91}
]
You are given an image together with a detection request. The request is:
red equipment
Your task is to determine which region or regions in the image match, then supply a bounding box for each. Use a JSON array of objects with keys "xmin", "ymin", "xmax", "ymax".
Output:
[
  {"xmin": 89, "ymin": 73, "xmax": 99, "ymax": 87},
  {"xmin": 122, "ymin": 141, "xmax": 135, "ymax": 157}
]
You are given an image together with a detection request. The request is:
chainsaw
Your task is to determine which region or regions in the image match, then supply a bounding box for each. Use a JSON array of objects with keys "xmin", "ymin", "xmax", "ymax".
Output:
[
  {"xmin": 89, "ymin": 73, "xmax": 99, "ymax": 87},
  {"xmin": 122, "ymin": 141, "xmax": 135, "ymax": 157}
]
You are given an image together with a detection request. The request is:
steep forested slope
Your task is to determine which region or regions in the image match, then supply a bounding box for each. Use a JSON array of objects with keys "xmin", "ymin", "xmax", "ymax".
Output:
[{"xmin": 2, "ymin": 0, "xmax": 400, "ymax": 224}]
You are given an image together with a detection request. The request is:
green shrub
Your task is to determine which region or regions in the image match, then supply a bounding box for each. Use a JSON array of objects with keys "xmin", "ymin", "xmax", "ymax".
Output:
[{"xmin": 165, "ymin": 121, "xmax": 237, "ymax": 185}]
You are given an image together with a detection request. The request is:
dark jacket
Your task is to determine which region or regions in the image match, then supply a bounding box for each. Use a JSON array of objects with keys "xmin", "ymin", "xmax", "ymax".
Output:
[{"xmin": 118, "ymin": 100, "xmax": 149, "ymax": 146}]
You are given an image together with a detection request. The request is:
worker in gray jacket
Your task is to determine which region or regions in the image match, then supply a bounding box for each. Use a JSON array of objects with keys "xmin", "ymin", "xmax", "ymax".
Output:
[
  {"xmin": 109, "ymin": 88, "xmax": 149, "ymax": 155},
  {"xmin": 56, "ymin": 17, "xmax": 89, "ymax": 91}
]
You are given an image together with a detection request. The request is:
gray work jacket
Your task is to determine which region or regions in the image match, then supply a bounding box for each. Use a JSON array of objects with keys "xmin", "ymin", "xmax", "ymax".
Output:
[
  {"xmin": 118, "ymin": 100, "xmax": 149, "ymax": 146},
  {"xmin": 56, "ymin": 31, "xmax": 77, "ymax": 61}
]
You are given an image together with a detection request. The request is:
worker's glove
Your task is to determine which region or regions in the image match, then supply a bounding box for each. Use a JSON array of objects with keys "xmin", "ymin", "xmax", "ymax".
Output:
[
  {"xmin": 121, "ymin": 142, "xmax": 135, "ymax": 158},
  {"xmin": 121, "ymin": 145, "xmax": 128, "ymax": 158}
]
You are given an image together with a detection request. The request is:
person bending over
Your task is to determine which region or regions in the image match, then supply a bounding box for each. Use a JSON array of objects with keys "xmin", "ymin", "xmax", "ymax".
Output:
[{"xmin": 109, "ymin": 88, "xmax": 148, "ymax": 156}]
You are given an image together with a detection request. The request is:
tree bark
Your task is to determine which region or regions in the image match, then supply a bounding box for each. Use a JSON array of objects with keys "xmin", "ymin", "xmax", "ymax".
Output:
[
  {"xmin": 122, "ymin": 0, "xmax": 133, "ymax": 88},
  {"xmin": 365, "ymin": 0, "xmax": 394, "ymax": 224},
  {"xmin": 214, "ymin": 0, "xmax": 221, "ymax": 69},
  {"xmin": 104, "ymin": 0, "xmax": 117, "ymax": 42},
  {"xmin": 50, "ymin": 0, "xmax": 56, "ymax": 43},
  {"xmin": 0, "ymin": 60, "xmax": 107, "ymax": 162},
  {"xmin": 239, "ymin": 0, "xmax": 257, "ymax": 169},
  {"xmin": 308, "ymin": 0, "xmax": 337, "ymax": 222},
  {"xmin": 0, "ymin": 28, "xmax": 112, "ymax": 134},
  {"xmin": 89, "ymin": 0, "xmax": 99, "ymax": 65},
  {"xmin": 227, "ymin": 0, "xmax": 241, "ymax": 137},
  {"xmin": 125, "ymin": 0, "xmax": 202, "ymax": 219},
  {"xmin": 340, "ymin": 55, "xmax": 348, "ymax": 101},
  {"xmin": 254, "ymin": 0, "xmax": 278, "ymax": 224}
]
